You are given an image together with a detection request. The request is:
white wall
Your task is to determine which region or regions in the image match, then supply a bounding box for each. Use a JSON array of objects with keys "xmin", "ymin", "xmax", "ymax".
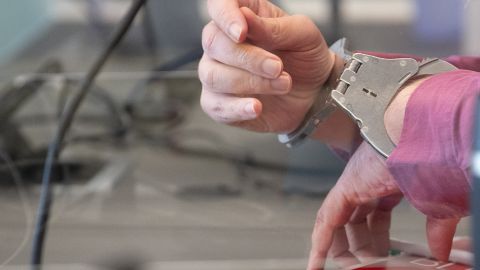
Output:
[
  {"xmin": 281, "ymin": 0, "xmax": 414, "ymax": 24},
  {"xmin": 463, "ymin": 0, "xmax": 480, "ymax": 54},
  {"xmin": 51, "ymin": 0, "xmax": 415, "ymax": 25}
]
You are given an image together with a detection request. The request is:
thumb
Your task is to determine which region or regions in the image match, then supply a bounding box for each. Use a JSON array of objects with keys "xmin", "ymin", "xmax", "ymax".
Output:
[
  {"xmin": 426, "ymin": 217, "xmax": 460, "ymax": 262},
  {"xmin": 241, "ymin": 7, "xmax": 325, "ymax": 51}
]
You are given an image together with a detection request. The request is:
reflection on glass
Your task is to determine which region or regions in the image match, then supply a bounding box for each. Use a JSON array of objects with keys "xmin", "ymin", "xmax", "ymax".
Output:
[{"xmin": 0, "ymin": 0, "xmax": 476, "ymax": 269}]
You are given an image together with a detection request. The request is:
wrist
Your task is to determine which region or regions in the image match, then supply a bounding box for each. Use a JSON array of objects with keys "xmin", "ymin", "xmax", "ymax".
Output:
[
  {"xmin": 311, "ymin": 50, "xmax": 359, "ymax": 152},
  {"xmin": 311, "ymin": 109, "xmax": 359, "ymax": 152},
  {"xmin": 313, "ymin": 77, "xmax": 430, "ymax": 153},
  {"xmin": 280, "ymin": 50, "xmax": 344, "ymax": 143},
  {"xmin": 384, "ymin": 77, "xmax": 431, "ymax": 145}
]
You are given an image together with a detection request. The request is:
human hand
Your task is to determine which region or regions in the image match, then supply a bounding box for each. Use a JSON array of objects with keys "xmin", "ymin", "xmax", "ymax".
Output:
[
  {"xmin": 308, "ymin": 78, "xmax": 463, "ymax": 269},
  {"xmin": 307, "ymin": 142, "xmax": 402, "ymax": 269},
  {"xmin": 307, "ymin": 142, "xmax": 461, "ymax": 269},
  {"xmin": 199, "ymin": 0, "xmax": 335, "ymax": 134}
]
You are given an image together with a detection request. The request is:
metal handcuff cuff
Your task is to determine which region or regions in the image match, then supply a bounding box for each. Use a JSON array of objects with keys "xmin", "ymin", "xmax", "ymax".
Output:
[{"xmin": 278, "ymin": 38, "xmax": 458, "ymax": 158}]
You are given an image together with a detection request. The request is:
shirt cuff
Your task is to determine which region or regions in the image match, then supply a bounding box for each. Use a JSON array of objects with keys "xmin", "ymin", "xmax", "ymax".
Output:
[{"xmin": 386, "ymin": 70, "xmax": 480, "ymax": 218}]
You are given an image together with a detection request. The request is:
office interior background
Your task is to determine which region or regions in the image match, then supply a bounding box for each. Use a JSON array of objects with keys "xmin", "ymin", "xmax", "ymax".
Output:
[{"xmin": 0, "ymin": 0, "xmax": 478, "ymax": 269}]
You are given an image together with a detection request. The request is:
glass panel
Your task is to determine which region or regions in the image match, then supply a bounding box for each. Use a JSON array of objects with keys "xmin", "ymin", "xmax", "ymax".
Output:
[{"xmin": 0, "ymin": 0, "xmax": 476, "ymax": 269}]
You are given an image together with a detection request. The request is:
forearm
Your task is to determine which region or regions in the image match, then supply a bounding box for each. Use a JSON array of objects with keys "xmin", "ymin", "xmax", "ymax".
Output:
[
  {"xmin": 314, "ymin": 67, "xmax": 479, "ymax": 218},
  {"xmin": 386, "ymin": 70, "xmax": 480, "ymax": 218},
  {"xmin": 384, "ymin": 77, "xmax": 431, "ymax": 144}
]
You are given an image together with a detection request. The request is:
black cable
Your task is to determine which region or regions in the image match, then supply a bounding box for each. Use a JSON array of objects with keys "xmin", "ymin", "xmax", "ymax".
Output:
[
  {"xmin": 0, "ymin": 60, "xmax": 63, "ymax": 124},
  {"xmin": 30, "ymin": 0, "xmax": 147, "ymax": 268},
  {"xmin": 59, "ymin": 79, "xmax": 128, "ymax": 137}
]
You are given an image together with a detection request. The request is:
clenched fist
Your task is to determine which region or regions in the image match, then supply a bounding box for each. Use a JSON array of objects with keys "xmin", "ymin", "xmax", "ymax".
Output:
[{"xmin": 199, "ymin": 0, "xmax": 334, "ymax": 133}]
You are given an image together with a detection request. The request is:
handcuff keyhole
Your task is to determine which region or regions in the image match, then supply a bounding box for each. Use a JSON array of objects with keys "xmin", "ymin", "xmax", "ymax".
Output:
[{"xmin": 362, "ymin": 88, "xmax": 378, "ymax": 98}]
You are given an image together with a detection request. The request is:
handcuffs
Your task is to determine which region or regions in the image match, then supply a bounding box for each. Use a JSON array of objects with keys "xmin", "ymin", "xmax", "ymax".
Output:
[{"xmin": 278, "ymin": 38, "xmax": 458, "ymax": 158}]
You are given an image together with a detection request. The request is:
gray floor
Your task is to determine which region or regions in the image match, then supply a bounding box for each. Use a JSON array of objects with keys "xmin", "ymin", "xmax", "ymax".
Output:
[{"xmin": 0, "ymin": 18, "xmax": 469, "ymax": 270}]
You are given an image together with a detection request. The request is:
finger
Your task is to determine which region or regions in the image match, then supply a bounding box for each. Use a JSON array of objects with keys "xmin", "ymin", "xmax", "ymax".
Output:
[
  {"xmin": 346, "ymin": 204, "xmax": 377, "ymax": 262},
  {"xmin": 308, "ymin": 143, "xmax": 399, "ymax": 270},
  {"xmin": 202, "ymin": 21, "xmax": 283, "ymax": 79},
  {"xmin": 328, "ymin": 228, "xmax": 360, "ymax": 269},
  {"xmin": 308, "ymin": 186, "xmax": 356, "ymax": 270},
  {"xmin": 200, "ymin": 89, "xmax": 261, "ymax": 124},
  {"xmin": 368, "ymin": 194, "xmax": 403, "ymax": 256},
  {"xmin": 452, "ymin": 236, "xmax": 471, "ymax": 252},
  {"xmin": 426, "ymin": 217, "xmax": 460, "ymax": 261},
  {"xmin": 199, "ymin": 56, "xmax": 292, "ymax": 95},
  {"xmin": 207, "ymin": 0, "xmax": 247, "ymax": 42},
  {"xmin": 241, "ymin": 7, "xmax": 326, "ymax": 51}
]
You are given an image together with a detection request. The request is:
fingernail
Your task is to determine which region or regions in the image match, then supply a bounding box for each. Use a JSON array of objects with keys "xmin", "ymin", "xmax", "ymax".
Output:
[
  {"xmin": 262, "ymin": 59, "xmax": 282, "ymax": 78},
  {"xmin": 244, "ymin": 102, "xmax": 257, "ymax": 117},
  {"xmin": 271, "ymin": 74, "xmax": 291, "ymax": 92},
  {"xmin": 229, "ymin": 23, "xmax": 242, "ymax": 41}
]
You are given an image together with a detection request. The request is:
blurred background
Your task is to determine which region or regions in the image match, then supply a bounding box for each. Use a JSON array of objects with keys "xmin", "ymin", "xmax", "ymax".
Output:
[{"xmin": 0, "ymin": 0, "xmax": 477, "ymax": 269}]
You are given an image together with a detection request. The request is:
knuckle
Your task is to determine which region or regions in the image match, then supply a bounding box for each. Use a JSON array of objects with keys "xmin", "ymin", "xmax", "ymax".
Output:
[
  {"xmin": 341, "ymin": 183, "xmax": 364, "ymax": 207},
  {"xmin": 202, "ymin": 23, "xmax": 219, "ymax": 55},
  {"xmin": 246, "ymin": 75, "xmax": 261, "ymax": 92},
  {"xmin": 199, "ymin": 65, "xmax": 217, "ymax": 90},
  {"xmin": 236, "ymin": 46, "xmax": 263, "ymax": 74},
  {"xmin": 293, "ymin": 15, "xmax": 315, "ymax": 30},
  {"xmin": 269, "ymin": 21, "xmax": 282, "ymax": 42},
  {"xmin": 314, "ymin": 209, "xmax": 327, "ymax": 228},
  {"xmin": 200, "ymin": 91, "xmax": 225, "ymax": 122},
  {"xmin": 236, "ymin": 46, "xmax": 250, "ymax": 66}
]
